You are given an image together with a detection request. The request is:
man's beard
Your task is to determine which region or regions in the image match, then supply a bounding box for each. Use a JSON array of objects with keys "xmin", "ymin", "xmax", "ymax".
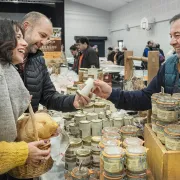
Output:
[{"xmin": 28, "ymin": 44, "xmax": 38, "ymax": 54}]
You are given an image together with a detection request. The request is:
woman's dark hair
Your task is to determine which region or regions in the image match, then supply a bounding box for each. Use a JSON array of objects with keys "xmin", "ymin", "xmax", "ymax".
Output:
[
  {"xmin": 70, "ymin": 44, "xmax": 78, "ymax": 51},
  {"xmin": 76, "ymin": 37, "xmax": 89, "ymax": 45},
  {"xmin": 108, "ymin": 47, "xmax": 113, "ymax": 51},
  {"xmin": 0, "ymin": 19, "xmax": 24, "ymax": 64}
]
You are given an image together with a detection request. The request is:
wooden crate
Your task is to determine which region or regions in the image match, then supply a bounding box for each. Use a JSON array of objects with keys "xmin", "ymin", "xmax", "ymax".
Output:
[{"xmin": 144, "ymin": 124, "xmax": 180, "ymax": 180}]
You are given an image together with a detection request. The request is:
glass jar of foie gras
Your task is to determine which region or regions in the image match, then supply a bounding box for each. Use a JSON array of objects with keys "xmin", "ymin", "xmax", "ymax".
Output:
[
  {"xmin": 156, "ymin": 96, "xmax": 178, "ymax": 123},
  {"xmin": 91, "ymin": 136, "xmax": 101, "ymax": 151},
  {"xmin": 94, "ymin": 102, "xmax": 106, "ymax": 113},
  {"xmin": 76, "ymin": 149, "xmax": 91, "ymax": 167},
  {"xmin": 69, "ymin": 123, "xmax": 79, "ymax": 136},
  {"xmin": 102, "ymin": 146, "xmax": 125, "ymax": 177},
  {"xmin": 123, "ymin": 137, "xmax": 144, "ymax": 148},
  {"xmin": 124, "ymin": 115, "xmax": 134, "ymax": 126},
  {"xmin": 83, "ymin": 136, "xmax": 91, "ymax": 150},
  {"xmin": 79, "ymin": 120, "xmax": 91, "ymax": 138},
  {"xmin": 126, "ymin": 145, "xmax": 147, "ymax": 174},
  {"xmin": 156, "ymin": 120, "xmax": 173, "ymax": 144},
  {"xmin": 84, "ymin": 102, "xmax": 94, "ymax": 113},
  {"xmin": 71, "ymin": 166, "xmax": 94, "ymax": 180},
  {"xmin": 172, "ymin": 93, "xmax": 180, "ymax": 120},
  {"xmin": 66, "ymin": 138, "xmax": 82, "ymax": 157},
  {"xmin": 74, "ymin": 113, "xmax": 86, "ymax": 127},
  {"xmin": 91, "ymin": 119, "xmax": 102, "ymax": 136},
  {"xmin": 120, "ymin": 125, "xmax": 139, "ymax": 140},
  {"xmin": 164, "ymin": 124, "xmax": 180, "ymax": 151},
  {"xmin": 126, "ymin": 171, "xmax": 147, "ymax": 180}
]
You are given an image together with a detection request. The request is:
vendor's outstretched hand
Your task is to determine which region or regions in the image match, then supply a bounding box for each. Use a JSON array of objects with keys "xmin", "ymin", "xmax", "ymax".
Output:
[
  {"xmin": 73, "ymin": 94, "xmax": 91, "ymax": 109},
  {"xmin": 93, "ymin": 80, "xmax": 112, "ymax": 99}
]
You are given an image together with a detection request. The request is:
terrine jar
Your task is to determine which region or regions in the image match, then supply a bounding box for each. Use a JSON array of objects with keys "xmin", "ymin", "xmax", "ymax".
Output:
[
  {"xmin": 164, "ymin": 124, "xmax": 180, "ymax": 151},
  {"xmin": 91, "ymin": 119, "xmax": 103, "ymax": 136},
  {"xmin": 74, "ymin": 113, "xmax": 86, "ymax": 126},
  {"xmin": 120, "ymin": 125, "xmax": 139, "ymax": 140},
  {"xmin": 91, "ymin": 136, "xmax": 101, "ymax": 151},
  {"xmin": 102, "ymin": 146, "xmax": 125, "ymax": 177},
  {"xmin": 126, "ymin": 145, "xmax": 147, "ymax": 174},
  {"xmin": 76, "ymin": 149, "xmax": 91, "ymax": 166},
  {"xmin": 156, "ymin": 96, "xmax": 178, "ymax": 123},
  {"xmin": 79, "ymin": 120, "xmax": 91, "ymax": 138},
  {"xmin": 94, "ymin": 102, "xmax": 106, "ymax": 113},
  {"xmin": 66, "ymin": 138, "xmax": 82, "ymax": 156},
  {"xmin": 83, "ymin": 136, "xmax": 91, "ymax": 150},
  {"xmin": 123, "ymin": 137, "xmax": 144, "ymax": 148}
]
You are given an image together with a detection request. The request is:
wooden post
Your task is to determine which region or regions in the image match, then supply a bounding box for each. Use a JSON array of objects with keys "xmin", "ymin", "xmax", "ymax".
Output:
[
  {"xmin": 147, "ymin": 51, "xmax": 159, "ymax": 84},
  {"xmin": 124, "ymin": 51, "xmax": 133, "ymax": 80}
]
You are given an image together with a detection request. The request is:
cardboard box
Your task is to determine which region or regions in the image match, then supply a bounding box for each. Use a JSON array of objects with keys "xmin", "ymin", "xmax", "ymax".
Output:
[{"xmin": 144, "ymin": 124, "xmax": 180, "ymax": 180}]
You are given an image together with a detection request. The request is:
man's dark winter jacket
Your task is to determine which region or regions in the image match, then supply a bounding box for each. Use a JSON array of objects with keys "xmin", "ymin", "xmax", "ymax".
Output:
[
  {"xmin": 108, "ymin": 54, "xmax": 179, "ymax": 111},
  {"xmin": 80, "ymin": 46, "xmax": 99, "ymax": 68},
  {"xmin": 18, "ymin": 50, "xmax": 76, "ymax": 112}
]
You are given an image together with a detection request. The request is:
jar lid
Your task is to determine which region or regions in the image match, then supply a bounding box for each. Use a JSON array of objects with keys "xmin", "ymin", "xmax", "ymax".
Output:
[
  {"xmin": 79, "ymin": 120, "xmax": 91, "ymax": 124},
  {"xmin": 69, "ymin": 123, "xmax": 76, "ymax": 127},
  {"xmin": 120, "ymin": 125, "xmax": 138, "ymax": 134},
  {"xmin": 124, "ymin": 137, "xmax": 143, "ymax": 146},
  {"xmin": 164, "ymin": 124, "xmax": 180, "ymax": 136},
  {"xmin": 126, "ymin": 145, "xmax": 146, "ymax": 154},
  {"xmin": 124, "ymin": 115, "xmax": 133, "ymax": 120},
  {"xmin": 87, "ymin": 112, "xmax": 97, "ymax": 116},
  {"xmin": 75, "ymin": 113, "xmax": 86, "ymax": 117},
  {"xmin": 94, "ymin": 102, "xmax": 106, "ymax": 107},
  {"xmin": 103, "ymin": 132, "xmax": 121, "ymax": 140},
  {"xmin": 103, "ymin": 127, "xmax": 119, "ymax": 134},
  {"xmin": 104, "ymin": 146, "xmax": 125, "ymax": 156},
  {"xmin": 71, "ymin": 87, "xmax": 78, "ymax": 90},
  {"xmin": 102, "ymin": 138, "xmax": 119, "ymax": 147},
  {"xmin": 91, "ymin": 136, "xmax": 101, "ymax": 143},
  {"xmin": 156, "ymin": 96, "xmax": 178, "ymax": 106},
  {"xmin": 76, "ymin": 149, "xmax": 91, "ymax": 157},
  {"xmin": 84, "ymin": 102, "xmax": 94, "ymax": 108},
  {"xmin": 82, "ymin": 136, "xmax": 91, "ymax": 143},
  {"xmin": 113, "ymin": 117, "xmax": 123, "ymax": 121},
  {"xmin": 91, "ymin": 119, "xmax": 102, "ymax": 123},
  {"xmin": 69, "ymin": 138, "xmax": 82, "ymax": 147}
]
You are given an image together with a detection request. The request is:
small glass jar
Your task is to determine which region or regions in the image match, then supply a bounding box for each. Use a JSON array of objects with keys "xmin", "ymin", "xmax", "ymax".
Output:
[
  {"xmin": 71, "ymin": 86, "xmax": 78, "ymax": 95},
  {"xmin": 102, "ymin": 146, "xmax": 125, "ymax": 177},
  {"xmin": 92, "ymin": 150, "xmax": 100, "ymax": 164},
  {"xmin": 78, "ymin": 68, "xmax": 85, "ymax": 82},
  {"xmin": 79, "ymin": 120, "xmax": 91, "ymax": 138},
  {"xmin": 86, "ymin": 112, "xmax": 98, "ymax": 121},
  {"xmin": 91, "ymin": 136, "xmax": 101, "ymax": 151},
  {"xmin": 76, "ymin": 149, "xmax": 91, "ymax": 166},
  {"xmin": 126, "ymin": 171, "xmax": 147, "ymax": 180},
  {"xmin": 94, "ymin": 102, "xmax": 106, "ymax": 113},
  {"xmin": 65, "ymin": 156, "xmax": 76, "ymax": 171},
  {"xmin": 99, "ymin": 111, "xmax": 106, "ymax": 119},
  {"xmin": 156, "ymin": 121, "xmax": 172, "ymax": 144},
  {"xmin": 83, "ymin": 69, "xmax": 88, "ymax": 82},
  {"xmin": 69, "ymin": 123, "xmax": 79, "ymax": 136},
  {"xmin": 156, "ymin": 96, "xmax": 178, "ymax": 122},
  {"xmin": 120, "ymin": 125, "xmax": 139, "ymax": 140},
  {"xmin": 151, "ymin": 115, "xmax": 157, "ymax": 134},
  {"xmin": 113, "ymin": 117, "xmax": 124, "ymax": 128},
  {"xmin": 172, "ymin": 93, "xmax": 180, "ymax": 120},
  {"xmin": 164, "ymin": 124, "xmax": 180, "ymax": 151},
  {"xmin": 123, "ymin": 137, "xmax": 144, "ymax": 148},
  {"xmin": 91, "ymin": 119, "xmax": 103, "ymax": 136},
  {"xmin": 84, "ymin": 103, "xmax": 94, "ymax": 113},
  {"xmin": 124, "ymin": 115, "xmax": 134, "ymax": 126},
  {"xmin": 74, "ymin": 113, "xmax": 86, "ymax": 126},
  {"xmin": 66, "ymin": 138, "xmax": 82, "ymax": 156},
  {"xmin": 99, "ymin": 138, "xmax": 121, "ymax": 151},
  {"xmin": 102, "ymin": 118, "xmax": 111, "ymax": 128},
  {"xmin": 83, "ymin": 136, "xmax": 91, "ymax": 150},
  {"xmin": 66, "ymin": 85, "xmax": 73, "ymax": 95},
  {"xmin": 126, "ymin": 145, "xmax": 147, "ymax": 174}
]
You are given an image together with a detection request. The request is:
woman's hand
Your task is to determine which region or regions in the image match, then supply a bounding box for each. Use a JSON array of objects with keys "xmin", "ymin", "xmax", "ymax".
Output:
[{"xmin": 27, "ymin": 140, "xmax": 51, "ymax": 165}]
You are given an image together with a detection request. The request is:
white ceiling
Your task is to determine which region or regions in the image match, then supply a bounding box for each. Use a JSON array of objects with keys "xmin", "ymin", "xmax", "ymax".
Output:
[{"xmin": 71, "ymin": 0, "xmax": 136, "ymax": 11}]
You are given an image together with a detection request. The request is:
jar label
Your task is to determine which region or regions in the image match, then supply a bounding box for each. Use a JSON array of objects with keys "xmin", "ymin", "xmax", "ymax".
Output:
[
  {"xmin": 157, "ymin": 108, "xmax": 177, "ymax": 121},
  {"xmin": 165, "ymin": 137, "xmax": 180, "ymax": 150},
  {"xmin": 127, "ymin": 157, "xmax": 147, "ymax": 172},
  {"xmin": 104, "ymin": 160, "xmax": 123, "ymax": 173}
]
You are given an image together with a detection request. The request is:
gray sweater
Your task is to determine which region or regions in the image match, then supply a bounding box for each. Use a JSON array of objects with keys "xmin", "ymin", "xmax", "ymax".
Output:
[{"xmin": 0, "ymin": 63, "xmax": 30, "ymax": 142}]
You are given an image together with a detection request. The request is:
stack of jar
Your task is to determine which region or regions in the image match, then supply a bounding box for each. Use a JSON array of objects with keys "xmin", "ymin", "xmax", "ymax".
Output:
[{"xmin": 153, "ymin": 94, "xmax": 179, "ymax": 144}]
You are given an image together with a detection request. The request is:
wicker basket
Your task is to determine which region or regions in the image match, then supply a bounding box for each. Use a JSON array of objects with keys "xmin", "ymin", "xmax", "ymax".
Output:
[{"xmin": 9, "ymin": 104, "xmax": 54, "ymax": 179}]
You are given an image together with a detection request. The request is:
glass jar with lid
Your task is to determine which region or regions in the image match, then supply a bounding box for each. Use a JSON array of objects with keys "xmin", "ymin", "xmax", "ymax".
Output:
[
  {"xmin": 156, "ymin": 96, "xmax": 178, "ymax": 122},
  {"xmin": 94, "ymin": 102, "xmax": 106, "ymax": 113},
  {"xmin": 99, "ymin": 138, "xmax": 121, "ymax": 151},
  {"xmin": 86, "ymin": 112, "xmax": 98, "ymax": 121},
  {"xmin": 91, "ymin": 136, "xmax": 101, "ymax": 151},
  {"xmin": 76, "ymin": 149, "xmax": 91, "ymax": 166},
  {"xmin": 92, "ymin": 150, "xmax": 101, "ymax": 164},
  {"xmin": 164, "ymin": 124, "xmax": 180, "ymax": 151},
  {"xmin": 99, "ymin": 111, "xmax": 106, "ymax": 119},
  {"xmin": 172, "ymin": 93, "xmax": 180, "ymax": 120},
  {"xmin": 65, "ymin": 156, "xmax": 76, "ymax": 171},
  {"xmin": 156, "ymin": 120, "xmax": 172, "ymax": 144},
  {"xmin": 98, "ymin": 69, "xmax": 103, "ymax": 80},
  {"xmin": 120, "ymin": 125, "xmax": 139, "ymax": 140},
  {"xmin": 83, "ymin": 69, "xmax": 88, "ymax": 82},
  {"xmin": 66, "ymin": 138, "xmax": 82, "ymax": 156},
  {"xmin": 66, "ymin": 85, "xmax": 73, "ymax": 95},
  {"xmin": 113, "ymin": 117, "xmax": 124, "ymax": 128},
  {"xmin": 102, "ymin": 146, "xmax": 125, "ymax": 177},
  {"xmin": 84, "ymin": 102, "xmax": 94, "ymax": 113},
  {"xmin": 126, "ymin": 145, "xmax": 147, "ymax": 174},
  {"xmin": 91, "ymin": 119, "xmax": 102, "ymax": 136},
  {"xmin": 83, "ymin": 136, "xmax": 91, "ymax": 150},
  {"xmin": 124, "ymin": 115, "xmax": 134, "ymax": 126},
  {"xmin": 78, "ymin": 68, "xmax": 85, "ymax": 82},
  {"xmin": 74, "ymin": 113, "xmax": 86, "ymax": 126},
  {"xmin": 70, "ymin": 86, "xmax": 78, "ymax": 95},
  {"xmin": 123, "ymin": 137, "xmax": 144, "ymax": 148}
]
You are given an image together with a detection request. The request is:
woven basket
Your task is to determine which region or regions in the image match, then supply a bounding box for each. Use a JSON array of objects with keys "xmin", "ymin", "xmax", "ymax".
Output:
[{"xmin": 9, "ymin": 104, "xmax": 53, "ymax": 179}]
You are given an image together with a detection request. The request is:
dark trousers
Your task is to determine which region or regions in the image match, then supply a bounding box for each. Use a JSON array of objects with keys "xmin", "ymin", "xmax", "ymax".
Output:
[{"xmin": 0, "ymin": 174, "xmax": 33, "ymax": 180}]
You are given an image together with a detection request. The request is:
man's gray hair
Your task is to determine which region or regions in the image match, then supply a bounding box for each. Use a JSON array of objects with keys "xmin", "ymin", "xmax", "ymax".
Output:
[{"xmin": 21, "ymin": 11, "xmax": 52, "ymax": 25}]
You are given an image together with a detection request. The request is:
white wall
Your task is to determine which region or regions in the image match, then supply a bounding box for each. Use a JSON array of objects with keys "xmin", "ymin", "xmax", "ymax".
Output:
[
  {"xmin": 65, "ymin": 0, "xmax": 111, "ymax": 57},
  {"xmin": 110, "ymin": 0, "xmax": 180, "ymax": 57}
]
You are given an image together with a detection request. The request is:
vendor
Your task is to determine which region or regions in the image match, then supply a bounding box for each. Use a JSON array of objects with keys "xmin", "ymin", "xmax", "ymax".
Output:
[{"xmin": 93, "ymin": 13, "xmax": 180, "ymax": 111}]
